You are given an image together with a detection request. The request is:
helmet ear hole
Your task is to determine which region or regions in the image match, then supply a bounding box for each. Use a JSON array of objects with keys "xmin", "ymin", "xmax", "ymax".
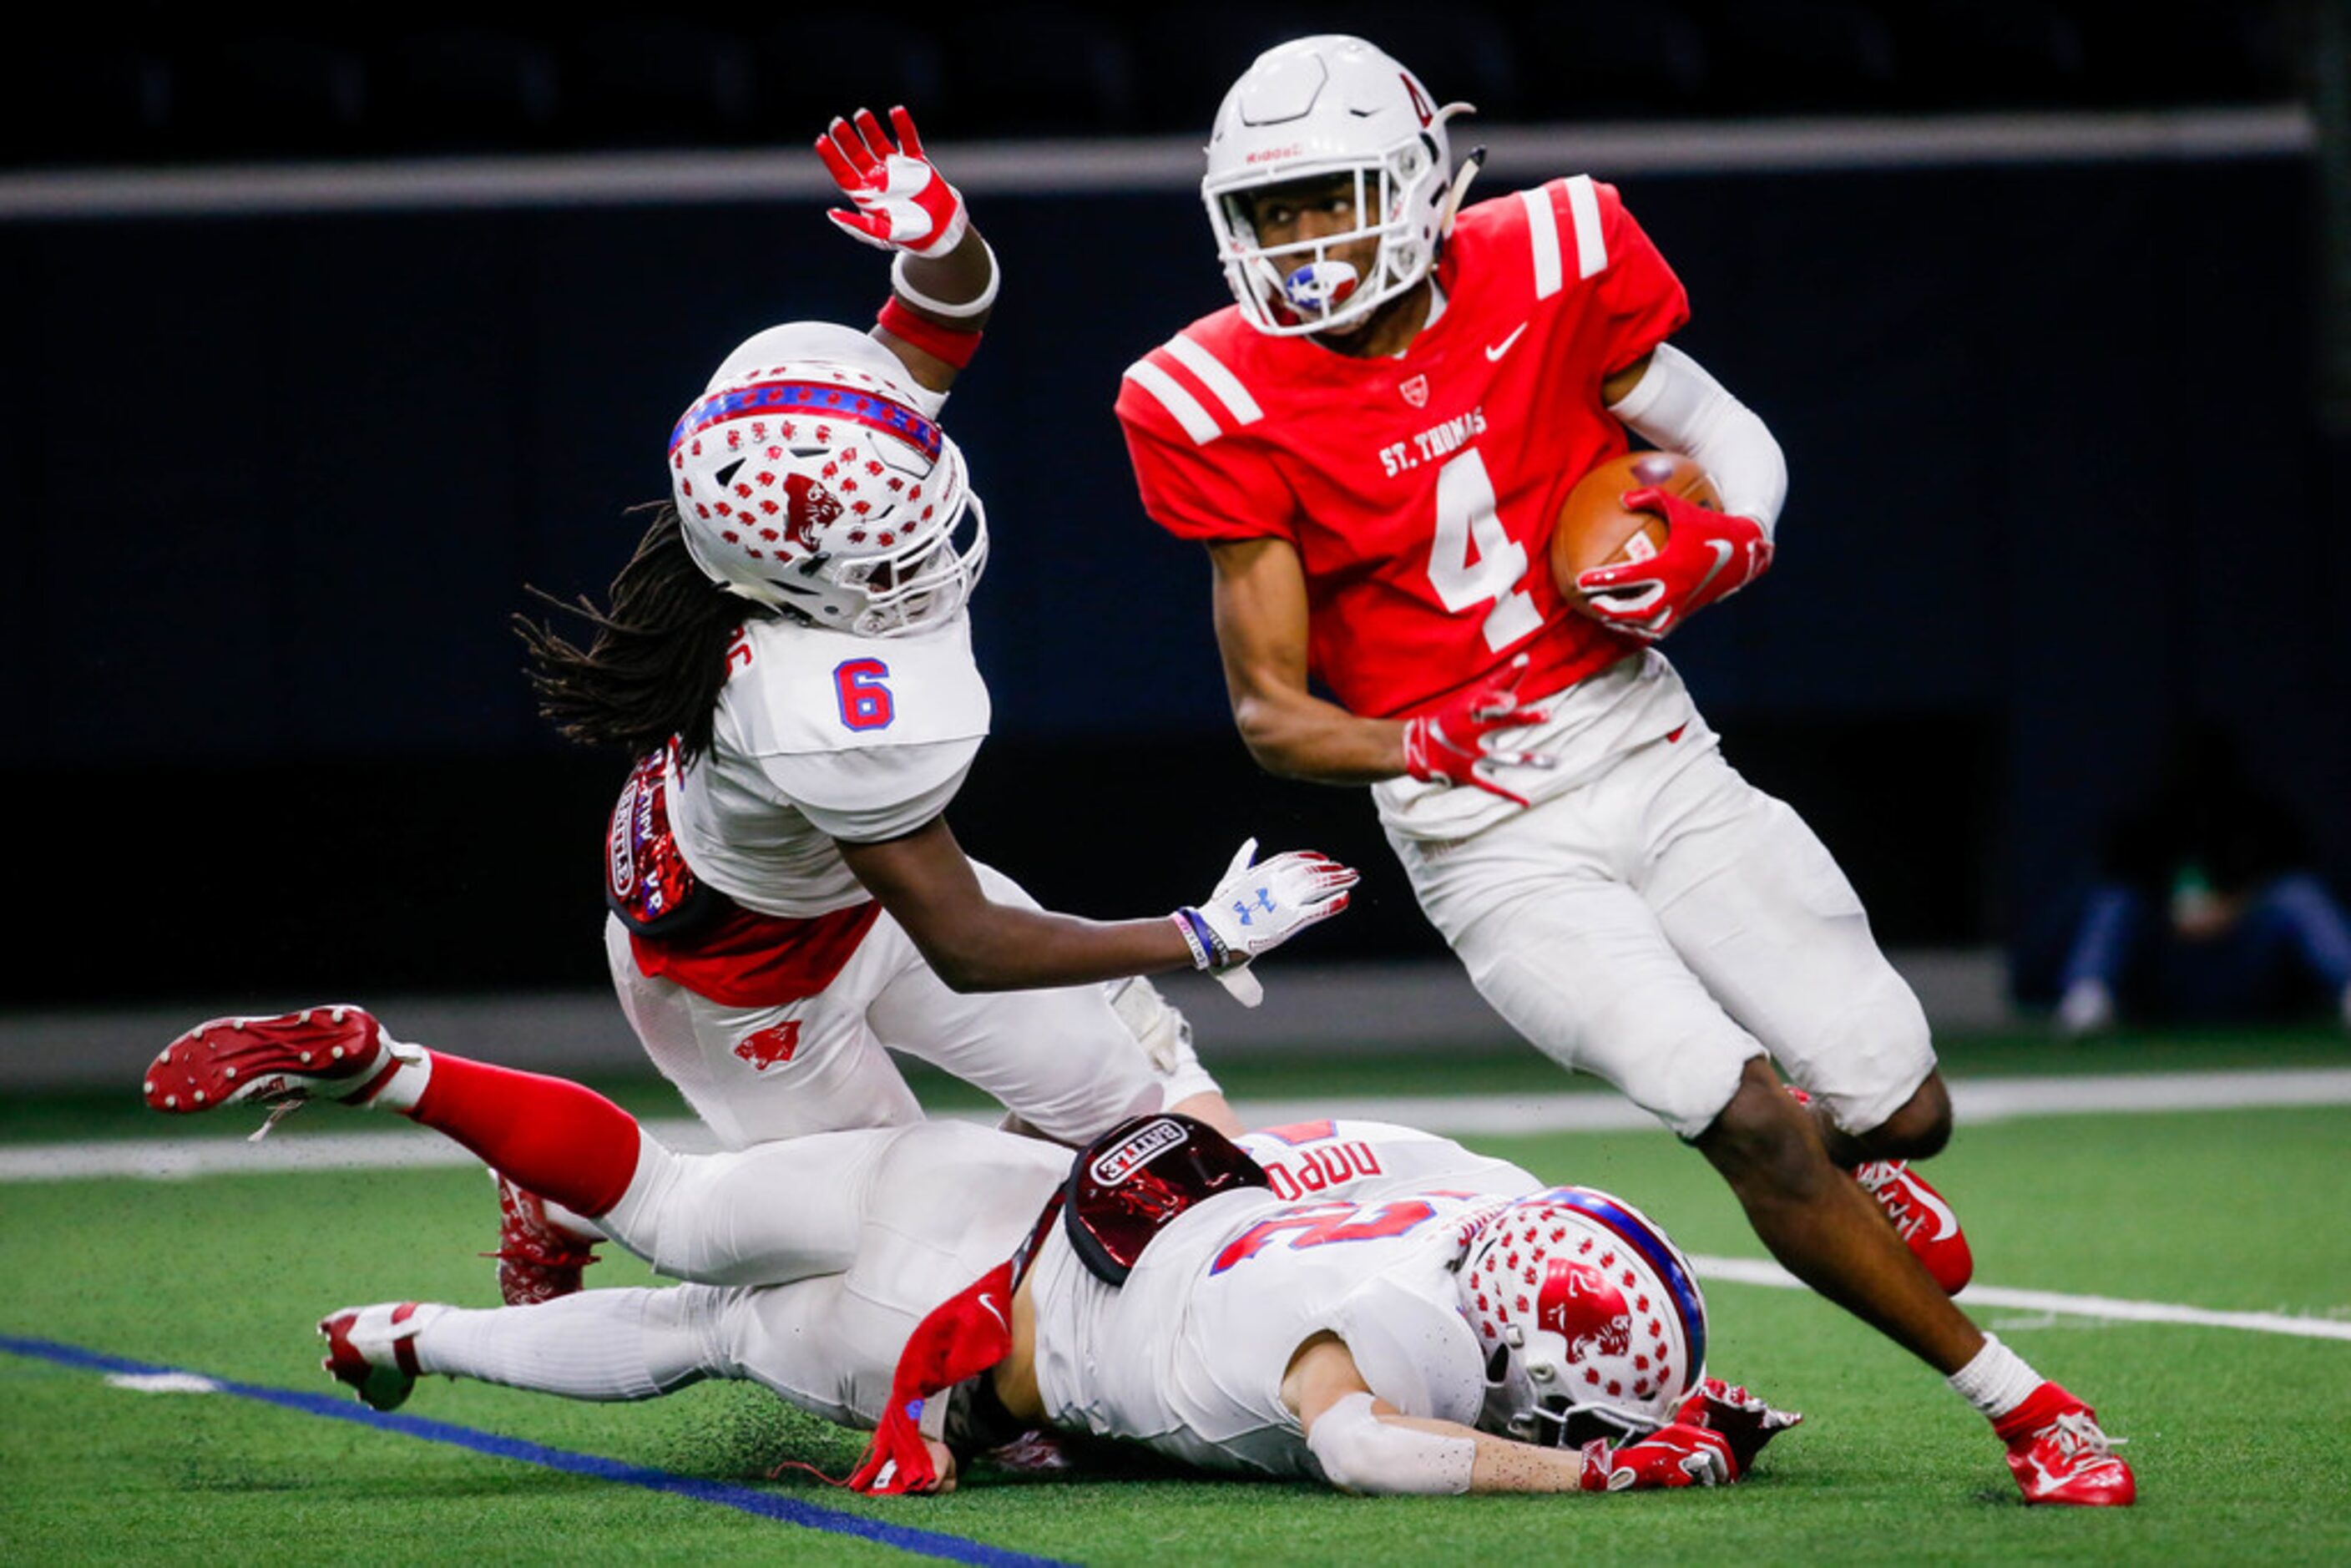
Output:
[{"xmin": 713, "ymin": 459, "xmax": 745, "ymax": 488}]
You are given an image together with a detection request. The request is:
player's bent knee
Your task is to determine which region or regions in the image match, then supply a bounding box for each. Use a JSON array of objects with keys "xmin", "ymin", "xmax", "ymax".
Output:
[
  {"xmin": 1696, "ymin": 1065, "xmax": 1838, "ymax": 1199},
  {"xmin": 1868, "ymin": 1074, "xmax": 1953, "ymax": 1159}
]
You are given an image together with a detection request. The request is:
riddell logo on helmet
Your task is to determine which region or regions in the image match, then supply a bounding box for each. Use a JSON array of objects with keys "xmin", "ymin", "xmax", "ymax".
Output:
[
  {"xmin": 1246, "ymin": 145, "xmax": 1303, "ymax": 164},
  {"xmin": 734, "ymin": 1023, "xmax": 801, "ymax": 1071},
  {"xmin": 1090, "ymin": 1117, "xmax": 1188, "ymax": 1184}
]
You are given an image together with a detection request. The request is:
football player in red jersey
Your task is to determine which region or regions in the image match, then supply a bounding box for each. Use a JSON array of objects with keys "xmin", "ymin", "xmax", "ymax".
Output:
[{"xmin": 1114, "ymin": 35, "xmax": 2131, "ymax": 1507}]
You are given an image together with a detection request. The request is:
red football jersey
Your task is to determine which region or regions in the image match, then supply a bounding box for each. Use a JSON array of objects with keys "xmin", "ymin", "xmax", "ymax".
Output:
[{"xmin": 1117, "ymin": 177, "xmax": 1690, "ymax": 720}]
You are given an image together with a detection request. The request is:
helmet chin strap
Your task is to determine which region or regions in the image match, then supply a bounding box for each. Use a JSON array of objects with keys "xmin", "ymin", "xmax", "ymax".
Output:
[{"xmin": 1435, "ymin": 144, "xmax": 1488, "ymax": 240}]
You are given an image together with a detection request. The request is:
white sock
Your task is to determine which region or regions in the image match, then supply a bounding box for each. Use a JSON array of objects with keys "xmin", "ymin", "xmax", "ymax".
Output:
[
  {"xmin": 413, "ymin": 1288, "xmax": 716, "ymax": 1401},
  {"xmin": 1946, "ymin": 1333, "xmax": 2043, "ymax": 1419},
  {"xmin": 360, "ymin": 1031, "xmax": 433, "ymax": 1114}
]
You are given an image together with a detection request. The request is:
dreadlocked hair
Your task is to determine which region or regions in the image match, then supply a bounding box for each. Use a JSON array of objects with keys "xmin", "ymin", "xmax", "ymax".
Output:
[{"xmin": 515, "ymin": 503, "xmax": 766, "ymax": 762}]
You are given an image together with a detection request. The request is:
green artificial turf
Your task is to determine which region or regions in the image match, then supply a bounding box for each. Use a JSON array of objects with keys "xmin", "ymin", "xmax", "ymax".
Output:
[{"xmin": 4, "ymin": 1060, "xmax": 2348, "ymax": 1565}]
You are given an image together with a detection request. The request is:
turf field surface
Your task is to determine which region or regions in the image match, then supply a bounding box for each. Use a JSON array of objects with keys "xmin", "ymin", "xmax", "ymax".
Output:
[{"xmin": 3, "ymin": 1030, "xmax": 2348, "ymax": 1564}]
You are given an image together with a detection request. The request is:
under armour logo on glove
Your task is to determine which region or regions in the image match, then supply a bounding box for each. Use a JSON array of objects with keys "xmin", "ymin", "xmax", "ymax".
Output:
[
  {"xmin": 1171, "ymin": 838, "xmax": 1358, "ymax": 1008},
  {"xmin": 816, "ymin": 106, "xmax": 970, "ymax": 258}
]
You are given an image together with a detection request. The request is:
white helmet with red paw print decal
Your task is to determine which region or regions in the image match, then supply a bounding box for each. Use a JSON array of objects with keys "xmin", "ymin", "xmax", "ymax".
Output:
[
  {"xmin": 1201, "ymin": 34, "xmax": 1473, "ymax": 336},
  {"xmin": 1457, "ymin": 1185, "xmax": 1709, "ymax": 1446},
  {"xmin": 668, "ymin": 322, "xmax": 987, "ymax": 637}
]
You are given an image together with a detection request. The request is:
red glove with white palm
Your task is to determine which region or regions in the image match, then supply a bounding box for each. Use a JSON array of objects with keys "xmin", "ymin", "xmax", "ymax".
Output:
[
  {"xmin": 1400, "ymin": 655, "xmax": 1554, "ymax": 808},
  {"xmin": 1672, "ymin": 1376, "xmax": 1804, "ymax": 1476},
  {"xmin": 815, "ymin": 106, "xmax": 969, "ymax": 258},
  {"xmin": 1576, "ymin": 1423, "xmax": 1738, "ymax": 1491},
  {"xmin": 1575, "ymin": 488, "xmax": 1773, "ymax": 641}
]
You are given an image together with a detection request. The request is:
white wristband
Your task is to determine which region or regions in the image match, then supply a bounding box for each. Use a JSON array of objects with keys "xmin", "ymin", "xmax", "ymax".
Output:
[{"xmin": 892, "ymin": 240, "xmax": 999, "ymax": 319}]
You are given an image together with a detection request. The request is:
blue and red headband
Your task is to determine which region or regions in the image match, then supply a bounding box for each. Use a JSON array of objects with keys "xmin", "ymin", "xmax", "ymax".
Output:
[{"xmin": 669, "ymin": 378, "xmax": 943, "ymax": 463}]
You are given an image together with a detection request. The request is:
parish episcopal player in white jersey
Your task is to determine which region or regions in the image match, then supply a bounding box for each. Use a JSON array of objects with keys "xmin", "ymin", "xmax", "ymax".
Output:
[
  {"xmin": 513, "ymin": 107, "xmax": 1359, "ymax": 1197},
  {"xmin": 1114, "ymin": 37, "xmax": 2132, "ymax": 1506},
  {"xmin": 146, "ymin": 1008, "xmax": 1792, "ymax": 1497}
]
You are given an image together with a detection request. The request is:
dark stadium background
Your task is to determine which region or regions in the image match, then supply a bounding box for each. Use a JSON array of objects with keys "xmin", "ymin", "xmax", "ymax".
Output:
[{"xmin": 4, "ymin": 3, "xmax": 2347, "ymax": 1005}]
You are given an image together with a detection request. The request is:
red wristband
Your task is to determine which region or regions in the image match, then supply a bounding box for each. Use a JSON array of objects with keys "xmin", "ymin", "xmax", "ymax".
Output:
[{"xmin": 877, "ymin": 296, "xmax": 982, "ymax": 369}]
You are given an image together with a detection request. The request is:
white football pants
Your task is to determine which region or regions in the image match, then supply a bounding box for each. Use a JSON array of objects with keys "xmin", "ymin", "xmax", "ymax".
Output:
[
  {"xmin": 1391, "ymin": 716, "xmax": 1934, "ymax": 1140},
  {"xmin": 412, "ymin": 1119, "xmax": 1064, "ymax": 1428},
  {"xmin": 606, "ymin": 860, "xmax": 1216, "ymax": 1149}
]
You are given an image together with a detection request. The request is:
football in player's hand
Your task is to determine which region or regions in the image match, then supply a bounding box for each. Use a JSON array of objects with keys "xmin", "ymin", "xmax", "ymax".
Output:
[{"xmin": 1550, "ymin": 450, "xmax": 1720, "ymax": 611}]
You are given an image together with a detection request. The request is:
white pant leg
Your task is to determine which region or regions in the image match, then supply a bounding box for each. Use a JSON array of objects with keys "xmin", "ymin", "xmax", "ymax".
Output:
[
  {"xmin": 865, "ymin": 862, "xmax": 1212, "ymax": 1143},
  {"xmin": 597, "ymin": 1125, "xmax": 899, "ymax": 1286},
  {"xmin": 605, "ymin": 913, "xmax": 925, "ymax": 1149},
  {"xmin": 413, "ymin": 1287, "xmax": 721, "ymax": 1403},
  {"xmin": 1391, "ymin": 727, "xmax": 1770, "ymax": 1139},
  {"xmin": 1632, "ymin": 734, "xmax": 1935, "ymax": 1136},
  {"xmin": 715, "ymin": 1120, "xmax": 1069, "ymax": 1428}
]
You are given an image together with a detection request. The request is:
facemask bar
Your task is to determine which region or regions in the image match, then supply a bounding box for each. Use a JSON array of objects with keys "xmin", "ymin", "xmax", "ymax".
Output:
[{"xmin": 1207, "ymin": 139, "xmax": 1433, "ymax": 336}]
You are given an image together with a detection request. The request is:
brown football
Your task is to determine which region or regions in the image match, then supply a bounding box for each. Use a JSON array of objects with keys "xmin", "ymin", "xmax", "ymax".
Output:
[{"xmin": 1550, "ymin": 449, "xmax": 1720, "ymax": 609}]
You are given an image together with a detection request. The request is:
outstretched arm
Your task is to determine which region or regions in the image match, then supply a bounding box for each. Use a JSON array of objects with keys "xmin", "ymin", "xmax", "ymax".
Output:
[
  {"xmin": 816, "ymin": 105, "xmax": 996, "ymax": 397},
  {"xmin": 837, "ymin": 815, "xmax": 1355, "ymax": 994},
  {"xmin": 1284, "ymin": 1334, "xmax": 1734, "ymax": 1495}
]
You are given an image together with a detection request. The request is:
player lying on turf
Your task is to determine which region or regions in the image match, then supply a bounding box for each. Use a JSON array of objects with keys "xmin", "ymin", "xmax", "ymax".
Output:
[
  {"xmin": 1111, "ymin": 34, "xmax": 2133, "ymax": 1506},
  {"xmin": 147, "ymin": 1005, "xmax": 1815, "ymax": 1496}
]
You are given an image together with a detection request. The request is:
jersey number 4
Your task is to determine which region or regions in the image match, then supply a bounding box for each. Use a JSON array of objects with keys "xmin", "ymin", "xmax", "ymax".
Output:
[{"xmin": 1428, "ymin": 450, "xmax": 1543, "ymax": 652}]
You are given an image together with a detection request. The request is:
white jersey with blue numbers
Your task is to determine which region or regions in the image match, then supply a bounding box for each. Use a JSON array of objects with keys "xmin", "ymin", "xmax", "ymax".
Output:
[
  {"xmin": 1028, "ymin": 1120, "xmax": 1543, "ymax": 1479},
  {"xmin": 666, "ymin": 609, "xmax": 991, "ymax": 918}
]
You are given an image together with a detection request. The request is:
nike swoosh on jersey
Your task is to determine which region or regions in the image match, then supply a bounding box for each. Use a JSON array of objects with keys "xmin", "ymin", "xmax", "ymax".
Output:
[
  {"xmin": 1484, "ymin": 322, "xmax": 1529, "ymax": 362},
  {"xmin": 977, "ymin": 1292, "xmax": 1009, "ymax": 1332}
]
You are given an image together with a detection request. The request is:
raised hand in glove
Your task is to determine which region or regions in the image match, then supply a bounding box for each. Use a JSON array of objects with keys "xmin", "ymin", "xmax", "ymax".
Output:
[
  {"xmin": 1171, "ymin": 838, "xmax": 1358, "ymax": 1007},
  {"xmin": 1575, "ymin": 488, "xmax": 1772, "ymax": 641},
  {"xmin": 816, "ymin": 106, "xmax": 969, "ymax": 258},
  {"xmin": 1671, "ymin": 1376, "xmax": 1804, "ymax": 1477},
  {"xmin": 1400, "ymin": 653, "xmax": 1553, "ymax": 808},
  {"xmin": 1576, "ymin": 1423, "xmax": 1738, "ymax": 1491}
]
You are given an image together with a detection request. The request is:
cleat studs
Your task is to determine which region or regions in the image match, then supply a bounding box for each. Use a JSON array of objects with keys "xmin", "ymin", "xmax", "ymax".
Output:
[
  {"xmin": 164, "ymin": 1095, "xmax": 178, "ymax": 1108},
  {"xmin": 331, "ymin": 1047, "xmax": 344, "ymax": 1060},
  {"xmin": 224, "ymin": 1065, "xmax": 236, "ymax": 1080},
  {"xmin": 193, "ymin": 1090, "xmax": 205, "ymax": 1104},
  {"xmin": 299, "ymin": 1052, "xmax": 312, "ymax": 1065}
]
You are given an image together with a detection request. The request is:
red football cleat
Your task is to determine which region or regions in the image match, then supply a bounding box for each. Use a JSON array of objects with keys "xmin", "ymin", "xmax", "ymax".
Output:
[
  {"xmin": 317, "ymin": 1301, "xmax": 437, "ymax": 1412},
  {"xmin": 144, "ymin": 1005, "xmax": 417, "ymax": 1132},
  {"xmin": 487, "ymin": 1171, "xmax": 600, "ymax": 1307},
  {"xmin": 1996, "ymin": 1383, "xmax": 2136, "ymax": 1506},
  {"xmin": 1852, "ymin": 1159, "xmax": 1974, "ymax": 1294}
]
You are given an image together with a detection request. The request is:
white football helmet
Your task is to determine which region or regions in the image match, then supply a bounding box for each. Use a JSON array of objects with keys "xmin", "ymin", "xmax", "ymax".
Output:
[
  {"xmin": 667, "ymin": 325, "xmax": 986, "ymax": 637},
  {"xmin": 1457, "ymin": 1186, "xmax": 1708, "ymax": 1445},
  {"xmin": 1201, "ymin": 34, "xmax": 1470, "ymax": 336}
]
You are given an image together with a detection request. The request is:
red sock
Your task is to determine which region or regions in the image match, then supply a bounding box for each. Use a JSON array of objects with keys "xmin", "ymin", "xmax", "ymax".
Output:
[
  {"xmin": 407, "ymin": 1054, "xmax": 641, "ymax": 1216},
  {"xmin": 1992, "ymin": 1381, "xmax": 2076, "ymax": 1444}
]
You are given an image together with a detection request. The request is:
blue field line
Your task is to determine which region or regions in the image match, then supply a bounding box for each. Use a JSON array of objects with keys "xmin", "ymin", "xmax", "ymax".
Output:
[{"xmin": 0, "ymin": 1333, "xmax": 1073, "ymax": 1568}]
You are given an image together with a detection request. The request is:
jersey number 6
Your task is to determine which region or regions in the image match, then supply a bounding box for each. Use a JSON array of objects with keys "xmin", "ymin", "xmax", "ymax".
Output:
[
  {"xmin": 1428, "ymin": 449, "xmax": 1543, "ymax": 653},
  {"xmin": 833, "ymin": 658, "xmax": 895, "ymax": 731}
]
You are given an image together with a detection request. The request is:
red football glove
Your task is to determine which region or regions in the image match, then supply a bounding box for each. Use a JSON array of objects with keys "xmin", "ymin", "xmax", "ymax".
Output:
[
  {"xmin": 1399, "ymin": 655, "xmax": 1554, "ymax": 808},
  {"xmin": 1672, "ymin": 1376, "xmax": 1804, "ymax": 1477},
  {"xmin": 1575, "ymin": 488, "xmax": 1773, "ymax": 641},
  {"xmin": 816, "ymin": 106, "xmax": 969, "ymax": 258},
  {"xmin": 1577, "ymin": 1423, "xmax": 1737, "ymax": 1491}
]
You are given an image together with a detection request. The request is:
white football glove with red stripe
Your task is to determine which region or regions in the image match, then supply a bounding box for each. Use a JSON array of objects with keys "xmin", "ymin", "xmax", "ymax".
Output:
[
  {"xmin": 1172, "ymin": 838, "xmax": 1359, "ymax": 1007},
  {"xmin": 1575, "ymin": 487, "xmax": 1773, "ymax": 641},
  {"xmin": 816, "ymin": 106, "xmax": 969, "ymax": 258}
]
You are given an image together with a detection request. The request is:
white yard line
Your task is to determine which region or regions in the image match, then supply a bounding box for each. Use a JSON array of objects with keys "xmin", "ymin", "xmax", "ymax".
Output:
[{"xmin": 1692, "ymin": 1255, "xmax": 2351, "ymax": 1342}]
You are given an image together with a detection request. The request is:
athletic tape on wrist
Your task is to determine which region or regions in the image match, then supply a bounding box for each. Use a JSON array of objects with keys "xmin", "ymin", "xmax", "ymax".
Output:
[
  {"xmin": 877, "ymin": 296, "xmax": 983, "ymax": 369},
  {"xmin": 891, "ymin": 239, "xmax": 999, "ymax": 319}
]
